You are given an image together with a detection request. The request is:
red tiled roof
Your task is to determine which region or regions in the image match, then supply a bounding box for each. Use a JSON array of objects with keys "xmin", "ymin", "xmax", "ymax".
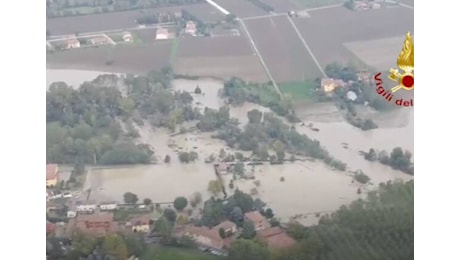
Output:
[
  {"xmin": 256, "ymin": 227, "xmax": 296, "ymax": 249},
  {"xmin": 244, "ymin": 211, "xmax": 266, "ymax": 223},
  {"xmin": 46, "ymin": 221, "xmax": 55, "ymax": 234},
  {"xmin": 181, "ymin": 225, "xmax": 224, "ymax": 250},
  {"xmin": 46, "ymin": 164, "xmax": 58, "ymax": 180},
  {"xmin": 76, "ymin": 212, "xmax": 113, "ymax": 222},
  {"xmin": 213, "ymin": 220, "xmax": 236, "ymax": 231}
]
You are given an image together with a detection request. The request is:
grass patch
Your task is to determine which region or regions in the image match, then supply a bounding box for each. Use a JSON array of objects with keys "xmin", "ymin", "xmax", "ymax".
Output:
[
  {"xmin": 170, "ymin": 38, "xmax": 180, "ymax": 64},
  {"xmin": 279, "ymin": 81, "xmax": 316, "ymax": 102},
  {"xmin": 296, "ymin": 0, "xmax": 343, "ymax": 8},
  {"xmin": 141, "ymin": 245, "xmax": 224, "ymax": 260}
]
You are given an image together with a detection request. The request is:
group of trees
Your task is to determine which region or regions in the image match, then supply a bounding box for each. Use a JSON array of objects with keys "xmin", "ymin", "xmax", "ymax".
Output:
[
  {"xmin": 46, "ymin": 69, "xmax": 201, "ymax": 166},
  {"xmin": 365, "ymin": 147, "xmax": 414, "ymax": 175},
  {"xmin": 200, "ymin": 189, "xmax": 273, "ymax": 228},
  {"xmin": 226, "ymin": 180, "xmax": 414, "ymax": 260},
  {"xmin": 197, "ymin": 106, "xmax": 346, "ymax": 170},
  {"xmin": 222, "ymin": 77, "xmax": 298, "ymax": 122},
  {"xmin": 47, "ymin": 0, "xmax": 205, "ymax": 18}
]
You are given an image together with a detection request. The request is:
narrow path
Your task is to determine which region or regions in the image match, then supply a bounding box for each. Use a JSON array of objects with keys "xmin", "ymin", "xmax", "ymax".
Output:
[
  {"xmin": 239, "ymin": 19, "xmax": 282, "ymax": 97},
  {"xmin": 286, "ymin": 16, "xmax": 326, "ymax": 77}
]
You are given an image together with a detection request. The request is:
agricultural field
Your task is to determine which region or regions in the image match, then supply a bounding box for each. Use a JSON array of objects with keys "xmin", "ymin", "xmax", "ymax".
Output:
[
  {"xmin": 47, "ymin": 41, "xmax": 173, "ymax": 74},
  {"xmin": 279, "ymin": 81, "xmax": 316, "ymax": 102},
  {"xmin": 295, "ymin": 0, "xmax": 343, "ymax": 8},
  {"xmin": 213, "ymin": 0, "xmax": 268, "ymax": 18},
  {"xmin": 183, "ymin": 3, "xmax": 226, "ymax": 22},
  {"xmin": 258, "ymin": 0, "xmax": 304, "ymax": 12},
  {"xmin": 244, "ymin": 15, "xmax": 323, "ymax": 82},
  {"xmin": 173, "ymin": 36, "xmax": 267, "ymax": 82},
  {"xmin": 292, "ymin": 6, "xmax": 414, "ymax": 70},
  {"xmin": 46, "ymin": 4, "xmax": 214, "ymax": 35}
]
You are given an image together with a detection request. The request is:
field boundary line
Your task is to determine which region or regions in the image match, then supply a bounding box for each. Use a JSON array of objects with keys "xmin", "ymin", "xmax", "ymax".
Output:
[
  {"xmin": 205, "ymin": 0, "xmax": 230, "ymax": 15},
  {"xmin": 286, "ymin": 16, "xmax": 326, "ymax": 77},
  {"xmin": 242, "ymin": 13, "xmax": 286, "ymax": 21},
  {"xmin": 301, "ymin": 4, "xmax": 343, "ymax": 13},
  {"xmin": 239, "ymin": 19, "xmax": 282, "ymax": 98},
  {"xmin": 399, "ymin": 3, "xmax": 414, "ymax": 10}
]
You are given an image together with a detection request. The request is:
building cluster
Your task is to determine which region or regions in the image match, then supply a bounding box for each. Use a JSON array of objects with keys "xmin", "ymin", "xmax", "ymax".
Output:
[
  {"xmin": 63, "ymin": 32, "xmax": 132, "ymax": 49},
  {"xmin": 320, "ymin": 70, "xmax": 371, "ymax": 101},
  {"xmin": 174, "ymin": 211, "xmax": 295, "ymax": 256}
]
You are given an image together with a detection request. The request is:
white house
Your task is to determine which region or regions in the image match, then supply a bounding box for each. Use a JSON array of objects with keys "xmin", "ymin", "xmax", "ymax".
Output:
[
  {"xmin": 67, "ymin": 210, "xmax": 77, "ymax": 218},
  {"xmin": 156, "ymin": 28, "xmax": 169, "ymax": 40},
  {"xmin": 100, "ymin": 201, "xmax": 118, "ymax": 211},
  {"xmin": 75, "ymin": 201, "xmax": 98, "ymax": 212}
]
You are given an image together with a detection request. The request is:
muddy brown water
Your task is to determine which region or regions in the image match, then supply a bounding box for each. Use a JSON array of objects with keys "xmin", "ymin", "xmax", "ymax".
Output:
[{"xmin": 47, "ymin": 70, "xmax": 413, "ymax": 225}]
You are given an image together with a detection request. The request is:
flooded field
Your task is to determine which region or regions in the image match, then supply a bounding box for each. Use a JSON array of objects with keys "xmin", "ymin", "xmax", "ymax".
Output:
[{"xmin": 47, "ymin": 70, "xmax": 413, "ymax": 224}]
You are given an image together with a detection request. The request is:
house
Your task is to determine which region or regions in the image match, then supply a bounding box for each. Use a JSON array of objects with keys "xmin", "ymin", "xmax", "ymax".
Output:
[
  {"xmin": 185, "ymin": 21, "xmax": 197, "ymax": 35},
  {"xmin": 212, "ymin": 220, "xmax": 237, "ymax": 237},
  {"xmin": 346, "ymin": 91, "xmax": 358, "ymax": 101},
  {"xmin": 100, "ymin": 201, "xmax": 118, "ymax": 211},
  {"xmin": 122, "ymin": 32, "xmax": 133, "ymax": 42},
  {"xmin": 46, "ymin": 164, "xmax": 59, "ymax": 188},
  {"xmin": 177, "ymin": 225, "xmax": 227, "ymax": 255},
  {"xmin": 46, "ymin": 221, "xmax": 56, "ymax": 236},
  {"xmin": 357, "ymin": 70, "xmax": 371, "ymax": 84},
  {"xmin": 156, "ymin": 28, "xmax": 169, "ymax": 40},
  {"xmin": 256, "ymin": 227, "xmax": 296, "ymax": 250},
  {"xmin": 66, "ymin": 38, "xmax": 80, "ymax": 49},
  {"xmin": 75, "ymin": 212, "xmax": 115, "ymax": 236},
  {"xmin": 75, "ymin": 201, "xmax": 98, "ymax": 213},
  {"xmin": 215, "ymin": 163, "xmax": 230, "ymax": 175},
  {"xmin": 175, "ymin": 222, "xmax": 237, "ymax": 256},
  {"xmin": 90, "ymin": 36, "xmax": 110, "ymax": 46},
  {"xmin": 67, "ymin": 205, "xmax": 77, "ymax": 218},
  {"xmin": 321, "ymin": 78, "xmax": 346, "ymax": 93},
  {"xmin": 128, "ymin": 216, "xmax": 151, "ymax": 233},
  {"xmin": 244, "ymin": 211, "xmax": 270, "ymax": 231}
]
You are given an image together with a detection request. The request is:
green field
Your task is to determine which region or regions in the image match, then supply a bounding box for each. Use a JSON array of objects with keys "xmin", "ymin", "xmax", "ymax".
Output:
[
  {"xmin": 296, "ymin": 0, "xmax": 343, "ymax": 8},
  {"xmin": 170, "ymin": 38, "xmax": 180, "ymax": 64},
  {"xmin": 279, "ymin": 81, "xmax": 316, "ymax": 102},
  {"xmin": 141, "ymin": 246, "xmax": 223, "ymax": 260}
]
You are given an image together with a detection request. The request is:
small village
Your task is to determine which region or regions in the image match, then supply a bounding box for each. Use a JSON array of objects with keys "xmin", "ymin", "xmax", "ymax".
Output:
[{"xmin": 46, "ymin": 162, "xmax": 296, "ymax": 258}]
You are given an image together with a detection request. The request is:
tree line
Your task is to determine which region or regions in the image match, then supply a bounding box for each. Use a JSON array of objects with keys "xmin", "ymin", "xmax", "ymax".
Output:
[
  {"xmin": 364, "ymin": 147, "xmax": 414, "ymax": 175},
  {"xmin": 46, "ymin": 69, "xmax": 200, "ymax": 165}
]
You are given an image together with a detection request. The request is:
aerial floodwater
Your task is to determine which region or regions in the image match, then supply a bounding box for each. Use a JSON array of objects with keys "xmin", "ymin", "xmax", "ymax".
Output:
[{"xmin": 46, "ymin": 69, "xmax": 413, "ymax": 225}]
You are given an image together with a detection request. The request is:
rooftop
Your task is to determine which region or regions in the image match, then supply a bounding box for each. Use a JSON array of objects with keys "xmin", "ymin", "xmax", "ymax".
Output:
[
  {"xmin": 213, "ymin": 220, "xmax": 236, "ymax": 231},
  {"xmin": 244, "ymin": 211, "xmax": 266, "ymax": 223},
  {"xmin": 76, "ymin": 212, "xmax": 114, "ymax": 223},
  {"xmin": 256, "ymin": 227, "xmax": 296, "ymax": 249},
  {"xmin": 46, "ymin": 164, "xmax": 58, "ymax": 180}
]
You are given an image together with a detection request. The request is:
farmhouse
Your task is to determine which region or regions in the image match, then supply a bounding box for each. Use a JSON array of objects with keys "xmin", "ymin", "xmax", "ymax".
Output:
[
  {"xmin": 244, "ymin": 211, "xmax": 270, "ymax": 231},
  {"xmin": 185, "ymin": 21, "xmax": 197, "ymax": 36},
  {"xmin": 66, "ymin": 38, "xmax": 81, "ymax": 49},
  {"xmin": 122, "ymin": 32, "xmax": 133, "ymax": 42},
  {"xmin": 156, "ymin": 28, "xmax": 169, "ymax": 40},
  {"xmin": 90, "ymin": 36, "xmax": 110, "ymax": 46},
  {"xmin": 175, "ymin": 220, "xmax": 238, "ymax": 256},
  {"xmin": 321, "ymin": 78, "xmax": 346, "ymax": 93},
  {"xmin": 46, "ymin": 164, "xmax": 59, "ymax": 188}
]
